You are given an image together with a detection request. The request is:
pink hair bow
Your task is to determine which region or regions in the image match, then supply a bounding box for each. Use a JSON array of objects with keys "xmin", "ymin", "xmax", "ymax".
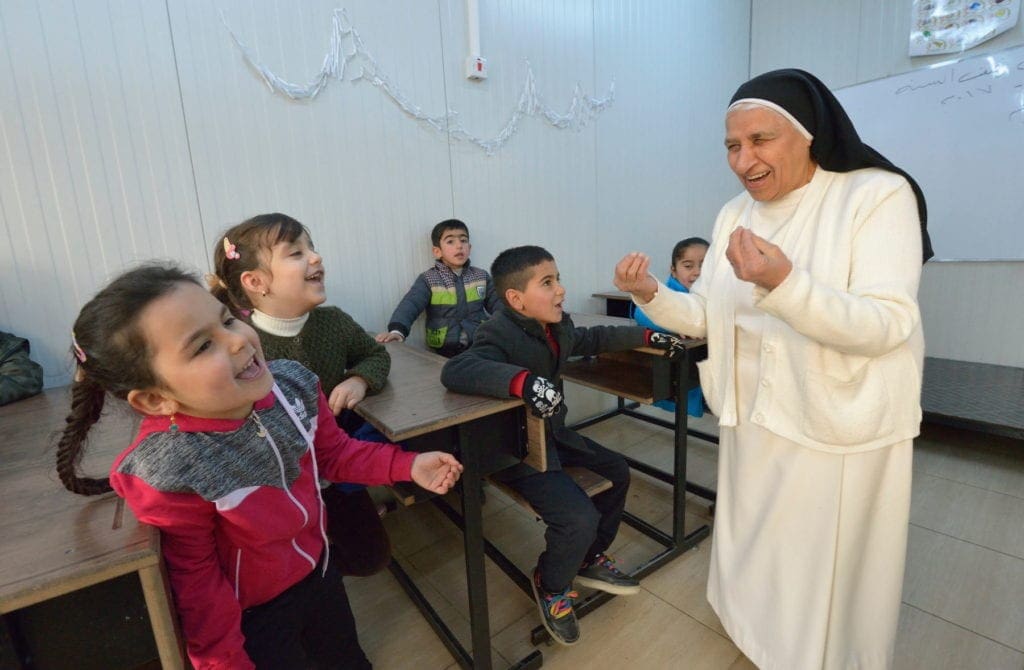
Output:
[{"xmin": 223, "ymin": 237, "xmax": 241, "ymax": 260}]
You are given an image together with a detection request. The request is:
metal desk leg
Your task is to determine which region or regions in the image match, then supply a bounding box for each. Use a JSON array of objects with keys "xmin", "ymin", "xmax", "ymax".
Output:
[
  {"xmin": 531, "ymin": 351, "xmax": 712, "ymax": 648},
  {"xmin": 459, "ymin": 423, "xmax": 493, "ymax": 669},
  {"xmin": 673, "ymin": 354, "xmax": 689, "ymax": 544}
]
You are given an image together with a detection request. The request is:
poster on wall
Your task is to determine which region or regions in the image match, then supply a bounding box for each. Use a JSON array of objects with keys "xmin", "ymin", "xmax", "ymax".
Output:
[{"xmin": 909, "ymin": 0, "xmax": 1019, "ymax": 56}]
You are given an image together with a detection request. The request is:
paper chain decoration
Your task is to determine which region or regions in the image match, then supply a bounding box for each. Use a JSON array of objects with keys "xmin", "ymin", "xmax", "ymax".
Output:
[{"xmin": 221, "ymin": 8, "xmax": 615, "ymax": 155}]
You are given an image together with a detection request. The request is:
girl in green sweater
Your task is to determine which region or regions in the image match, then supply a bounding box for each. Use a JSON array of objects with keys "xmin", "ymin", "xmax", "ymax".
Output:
[{"xmin": 209, "ymin": 213, "xmax": 394, "ymax": 580}]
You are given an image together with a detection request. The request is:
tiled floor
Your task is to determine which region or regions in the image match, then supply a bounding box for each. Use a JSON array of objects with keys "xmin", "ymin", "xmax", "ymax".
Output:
[{"xmin": 347, "ymin": 413, "xmax": 1024, "ymax": 670}]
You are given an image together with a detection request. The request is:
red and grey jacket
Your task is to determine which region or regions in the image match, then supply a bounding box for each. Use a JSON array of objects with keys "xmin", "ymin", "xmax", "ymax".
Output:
[{"xmin": 109, "ymin": 359, "xmax": 415, "ymax": 670}]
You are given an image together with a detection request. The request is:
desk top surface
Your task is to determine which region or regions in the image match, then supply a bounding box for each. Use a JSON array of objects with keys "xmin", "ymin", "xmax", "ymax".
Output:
[
  {"xmin": 0, "ymin": 388, "xmax": 158, "ymax": 613},
  {"xmin": 591, "ymin": 290, "xmax": 632, "ymax": 301},
  {"xmin": 355, "ymin": 342, "xmax": 522, "ymax": 442}
]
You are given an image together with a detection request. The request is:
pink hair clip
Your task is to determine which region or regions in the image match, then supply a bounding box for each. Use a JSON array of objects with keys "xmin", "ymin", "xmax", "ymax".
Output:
[
  {"xmin": 71, "ymin": 331, "xmax": 87, "ymax": 363},
  {"xmin": 223, "ymin": 237, "xmax": 241, "ymax": 260}
]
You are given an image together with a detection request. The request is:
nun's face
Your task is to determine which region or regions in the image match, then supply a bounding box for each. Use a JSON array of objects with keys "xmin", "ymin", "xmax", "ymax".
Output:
[{"xmin": 725, "ymin": 106, "xmax": 815, "ymax": 202}]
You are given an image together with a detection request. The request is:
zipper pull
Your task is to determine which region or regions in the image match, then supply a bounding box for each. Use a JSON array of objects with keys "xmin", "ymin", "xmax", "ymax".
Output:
[{"xmin": 250, "ymin": 411, "xmax": 268, "ymax": 437}]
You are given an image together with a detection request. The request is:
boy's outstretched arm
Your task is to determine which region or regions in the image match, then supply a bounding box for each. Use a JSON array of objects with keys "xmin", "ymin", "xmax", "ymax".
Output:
[
  {"xmin": 379, "ymin": 275, "xmax": 431, "ymax": 341},
  {"xmin": 569, "ymin": 323, "xmax": 646, "ymax": 358},
  {"xmin": 440, "ymin": 333, "xmax": 524, "ymax": 399}
]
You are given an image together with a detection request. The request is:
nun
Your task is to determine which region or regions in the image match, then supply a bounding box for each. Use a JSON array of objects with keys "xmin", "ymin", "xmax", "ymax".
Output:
[{"xmin": 614, "ymin": 69, "xmax": 932, "ymax": 669}]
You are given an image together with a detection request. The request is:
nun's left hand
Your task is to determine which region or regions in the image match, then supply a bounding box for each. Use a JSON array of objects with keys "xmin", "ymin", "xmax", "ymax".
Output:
[
  {"xmin": 725, "ymin": 227, "xmax": 792, "ymax": 290},
  {"xmin": 613, "ymin": 252, "xmax": 658, "ymax": 303}
]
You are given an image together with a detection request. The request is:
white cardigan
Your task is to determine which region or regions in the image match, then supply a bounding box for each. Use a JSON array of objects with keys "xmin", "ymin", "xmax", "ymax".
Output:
[{"xmin": 638, "ymin": 167, "xmax": 924, "ymax": 454}]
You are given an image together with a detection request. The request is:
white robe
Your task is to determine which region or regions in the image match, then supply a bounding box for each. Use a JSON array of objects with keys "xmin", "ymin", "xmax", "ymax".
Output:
[
  {"xmin": 639, "ymin": 169, "xmax": 920, "ymax": 669},
  {"xmin": 709, "ymin": 183, "xmax": 910, "ymax": 669}
]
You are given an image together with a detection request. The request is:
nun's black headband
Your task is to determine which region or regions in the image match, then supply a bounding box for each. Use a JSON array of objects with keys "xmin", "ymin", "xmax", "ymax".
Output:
[{"xmin": 730, "ymin": 69, "xmax": 933, "ymax": 262}]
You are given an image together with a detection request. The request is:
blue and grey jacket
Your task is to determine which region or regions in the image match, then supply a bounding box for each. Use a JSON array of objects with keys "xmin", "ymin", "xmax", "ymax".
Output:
[{"xmin": 387, "ymin": 260, "xmax": 499, "ymax": 353}]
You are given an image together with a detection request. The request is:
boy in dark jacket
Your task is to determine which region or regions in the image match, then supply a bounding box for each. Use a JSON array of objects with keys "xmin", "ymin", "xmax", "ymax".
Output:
[
  {"xmin": 441, "ymin": 245, "xmax": 683, "ymax": 646},
  {"xmin": 376, "ymin": 219, "xmax": 499, "ymax": 358}
]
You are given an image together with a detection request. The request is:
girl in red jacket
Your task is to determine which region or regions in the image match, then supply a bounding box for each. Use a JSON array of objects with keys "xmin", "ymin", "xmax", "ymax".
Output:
[{"xmin": 56, "ymin": 264, "xmax": 462, "ymax": 670}]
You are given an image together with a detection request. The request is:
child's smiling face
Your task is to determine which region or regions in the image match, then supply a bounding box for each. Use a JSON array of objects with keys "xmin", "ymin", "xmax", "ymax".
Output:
[
  {"xmin": 671, "ymin": 244, "xmax": 708, "ymax": 289},
  {"xmin": 134, "ymin": 282, "xmax": 273, "ymax": 420},
  {"xmin": 253, "ymin": 233, "xmax": 327, "ymax": 318}
]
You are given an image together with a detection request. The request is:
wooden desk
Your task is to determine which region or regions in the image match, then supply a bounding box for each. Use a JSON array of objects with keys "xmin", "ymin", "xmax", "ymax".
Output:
[
  {"xmin": 591, "ymin": 290, "xmax": 633, "ymax": 318},
  {"xmin": 0, "ymin": 389, "xmax": 183, "ymax": 669},
  {"xmin": 356, "ymin": 343, "xmax": 540, "ymax": 670}
]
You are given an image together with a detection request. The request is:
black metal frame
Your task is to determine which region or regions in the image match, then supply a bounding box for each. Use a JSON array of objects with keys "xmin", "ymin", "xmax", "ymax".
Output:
[
  {"xmin": 573, "ymin": 395, "xmax": 719, "ymax": 504},
  {"xmin": 384, "ymin": 345, "xmax": 717, "ymax": 668},
  {"xmin": 526, "ymin": 344, "xmax": 715, "ymax": 644},
  {"xmin": 384, "ymin": 414, "xmax": 544, "ymax": 670}
]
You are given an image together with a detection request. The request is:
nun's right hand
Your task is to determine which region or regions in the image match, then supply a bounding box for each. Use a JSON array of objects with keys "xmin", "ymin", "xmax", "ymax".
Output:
[
  {"xmin": 726, "ymin": 227, "xmax": 792, "ymax": 290},
  {"xmin": 614, "ymin": 252, "xmax": 658, "ymax": 303}
]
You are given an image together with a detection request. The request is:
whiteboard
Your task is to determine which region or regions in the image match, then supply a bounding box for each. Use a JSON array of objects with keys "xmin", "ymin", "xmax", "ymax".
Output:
[{"xmin": 834, "ymin": 44, "xmax": 1024, "ymax": 261}]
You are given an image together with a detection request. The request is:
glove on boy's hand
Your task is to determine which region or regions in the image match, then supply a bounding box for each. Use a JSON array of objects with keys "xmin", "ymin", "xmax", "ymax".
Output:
[
  {"xmin": 647, "ymin": 331, "xmax": 687, "ymax": 360},
  {"xmin": 523, "ymin": 375, "xmax": 563, "ymax": 418}
]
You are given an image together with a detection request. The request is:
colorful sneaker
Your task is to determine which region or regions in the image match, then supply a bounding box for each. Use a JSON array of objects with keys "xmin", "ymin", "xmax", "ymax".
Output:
[
  {"xmin": 575, "ymin": 553, "xmax": 640, "ymax": 595},
  {"xmin": 531, "ymin": 567, "xmax": 581, "ymax": 646}
]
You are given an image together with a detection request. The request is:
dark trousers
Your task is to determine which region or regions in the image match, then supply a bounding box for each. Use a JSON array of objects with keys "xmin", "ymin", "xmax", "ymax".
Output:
[
  {"xmin": 241, "ymin": 552, "xmax": 371, "ymax": 669},
  {"xmin": 505, "ymin": 437, "xmax": 630, "ymax": 593},
  {"xmin": 327, "ymin": 413, "xmax": 393, "ymax": 577},
  {"xmin": 322, "ymin": 486, "xmax": 391, "ymax": 576}
]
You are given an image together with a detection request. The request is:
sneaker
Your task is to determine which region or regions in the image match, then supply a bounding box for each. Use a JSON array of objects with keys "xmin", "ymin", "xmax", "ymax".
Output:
[
  {"xmin": 575, "ymin": 553, "xmax": 640, "ymax": 595},
  {"xmin": 531, "ymin": 567, "xmax": 581, "ymax": 646}
]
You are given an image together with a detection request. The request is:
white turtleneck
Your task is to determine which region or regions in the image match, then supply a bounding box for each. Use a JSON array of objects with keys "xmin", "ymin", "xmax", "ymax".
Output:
[
  {"xmin": 250, "ymin": 310, "xmax": 309, "ymax": 337},
  {"xmin": 749, "ymin": 178, "xmax": 811, "ymax": 241}
]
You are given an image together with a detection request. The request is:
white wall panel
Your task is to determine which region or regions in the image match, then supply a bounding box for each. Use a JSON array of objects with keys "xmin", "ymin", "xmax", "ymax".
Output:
[
  {"xmin": 593, "ymin": 0, "xmax": 751, "ymax": 300},
  {"xmin": 0, "ymin": 0, "xmax": 202, "ymax": 385},
  {"xmin": 920, "ymin": 262, "xmax": 1024, "ymax": 367},
  {"xmin": 748, "ymin": 0, "xmax": 1024, "ymax": 366},
  {"xmin": 169, "ymin": 0, "xmax": 455, "ymax": 335},
  {"xmin": 3, "ymin": 0, "xmax": 755, "ymax": 388},
  {"xmin": 440, "ymin": 0, "xmax": 601, "ymax": 315}
]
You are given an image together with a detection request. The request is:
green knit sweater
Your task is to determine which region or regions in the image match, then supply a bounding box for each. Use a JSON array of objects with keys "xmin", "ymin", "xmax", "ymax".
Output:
[{"xmin": 255, "ymin": 306, "xmax": 390, "ymax": 394}]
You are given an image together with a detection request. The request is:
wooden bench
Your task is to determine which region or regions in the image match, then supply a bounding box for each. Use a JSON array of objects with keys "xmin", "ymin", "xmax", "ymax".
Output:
[
  {"xmin": 488, "ymin": 467, "xmax": 613, "ymax": 519},
  {"xmin": 386, "ymin": 481, "xmax": 428, "ymax": 507},
  {"xmin": 384, "ymin": 411, "xmax": 553, "ymax": 508},
  {"xmin": 382, "ymin": 407, "xmax": 613, "ymax": 521},
  {"xmin": 486, "ymin": 412, "xmax": 614, "ymax": 516}
]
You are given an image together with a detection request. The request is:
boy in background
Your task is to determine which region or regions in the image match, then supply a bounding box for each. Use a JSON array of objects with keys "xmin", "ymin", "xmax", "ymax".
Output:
[
  {"xmin": 440, "ymin": 245, "xmax": 685, "ymax": 645},
  {"xmin": 377, "ymin": 219, "xmax": 499, "ymax": 358}
]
